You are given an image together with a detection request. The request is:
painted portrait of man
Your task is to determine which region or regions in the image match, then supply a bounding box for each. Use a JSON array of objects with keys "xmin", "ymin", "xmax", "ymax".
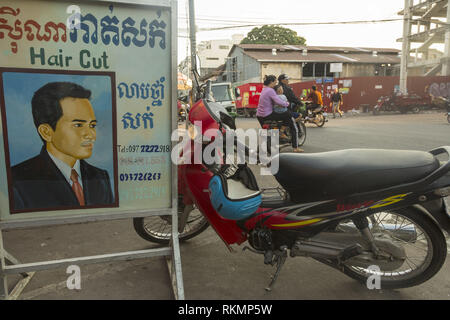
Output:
[{"xmin": 8, "ymin": 80, "xmax": 115, "ymax": 212}]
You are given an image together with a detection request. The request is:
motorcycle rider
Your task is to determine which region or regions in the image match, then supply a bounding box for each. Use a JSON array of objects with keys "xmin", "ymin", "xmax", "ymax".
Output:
[
  {"xmin": 306, "ymin": 85, "xmax": 323, "ymax": 118},
  {"xmin": 278, "ymin": 74, "xmax": 303, "ymax": 121},
  {"xmin": 256, "ymin": 75, "xmax": 303, "ymax": 153}
]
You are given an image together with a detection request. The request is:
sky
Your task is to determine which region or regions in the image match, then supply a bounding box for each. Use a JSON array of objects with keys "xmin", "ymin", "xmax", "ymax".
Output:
[{"xmin": 177, "ymin": 0, "xmax": 409, "ymax": 63}]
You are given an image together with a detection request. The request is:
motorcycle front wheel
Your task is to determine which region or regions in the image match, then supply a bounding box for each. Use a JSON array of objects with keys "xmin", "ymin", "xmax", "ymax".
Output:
[
  {"xmin": 133, "ymin": 202, "xmax": 209, "ymax": 245},
  {"xmin": 341, "ymin": 206, "xmax": 447, "ymax": 289},
  {"xmin": 411, "ymin": 106, "xmax": 421, "ymax": 114},
  {"xmin": 297, "ymin": 121, "xmax": 307, "ymax": 146}
]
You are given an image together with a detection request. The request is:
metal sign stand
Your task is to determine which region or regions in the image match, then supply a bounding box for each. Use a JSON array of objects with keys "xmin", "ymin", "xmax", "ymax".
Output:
[
  {"xmin": 0, "ymin": 0, "xmax": 184, "ymax": 300},
  {"xmin": 0, "ymin": 208, "xmax": 184, "ymax": 300}
]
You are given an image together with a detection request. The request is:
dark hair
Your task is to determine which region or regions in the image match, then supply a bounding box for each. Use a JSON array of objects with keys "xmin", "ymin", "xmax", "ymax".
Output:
[
  {"xmin": 312, "ymin": 85, "xmax": 317, "ymax": 90},
  {"xmin": 274, "ymin": 84, "xmax": 282, "ymax": 92},
  {"xmin": 32, "ymin": 82, "xmax": 91, "ymax": 132},
  {"xmin": 263, "ymin": 75, "xmax": 277, "ymax": 86}
]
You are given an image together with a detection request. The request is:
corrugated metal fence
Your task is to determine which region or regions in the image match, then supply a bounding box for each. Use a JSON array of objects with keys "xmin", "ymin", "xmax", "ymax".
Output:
[{"xmin": 290, "ymin": 76, "xmax": 450, "ymax": 112}]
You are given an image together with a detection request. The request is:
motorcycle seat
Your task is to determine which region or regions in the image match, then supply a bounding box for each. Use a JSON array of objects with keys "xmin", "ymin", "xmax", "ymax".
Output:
[{"xmin": 273, "ymin": 149, "xmax": 439, "ymax": 203}]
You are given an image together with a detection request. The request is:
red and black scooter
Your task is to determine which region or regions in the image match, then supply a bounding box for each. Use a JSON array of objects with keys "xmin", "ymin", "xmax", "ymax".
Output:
[{"xmin": 135, "ymin": 94, "xmax": 450, "ymax": 291}]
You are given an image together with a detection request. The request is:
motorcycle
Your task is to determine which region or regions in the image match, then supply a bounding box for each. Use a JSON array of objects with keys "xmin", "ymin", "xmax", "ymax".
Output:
[
  {"xmin": 444, "ymin": 98, "xmax": 450, "ymax": 124},
  {"xmin": 134, "ymin": 92, "xmax": 450, "ymax": 292},
  {"xmin": 260, "ymin": 116, "xmax": 307, "ymax": 152},
  {"xmin": 177, "ymin": 101, "xmax": 187, "ymax": 123},
  {"xmin": 178, "ymin": 108, "xmax": 187, "ymax": 123},
  {"xmin": 373, "ymin": 94, "xmax": 424, "ymax": 115},
  {"xmin": 301, "ymin": 102, "xmax": 328, "ymax": 127}
]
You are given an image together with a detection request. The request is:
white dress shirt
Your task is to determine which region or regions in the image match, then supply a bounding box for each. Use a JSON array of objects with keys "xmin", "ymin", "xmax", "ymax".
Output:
[{"xmin": 47, "ymin": 151, "xmax": 83, "ymax": 189}]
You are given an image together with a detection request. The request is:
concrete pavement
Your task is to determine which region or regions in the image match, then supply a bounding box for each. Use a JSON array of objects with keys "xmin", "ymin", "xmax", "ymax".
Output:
[{"xmin": 3, "ymin": 112, "xmax": 450, "ymax": 300}]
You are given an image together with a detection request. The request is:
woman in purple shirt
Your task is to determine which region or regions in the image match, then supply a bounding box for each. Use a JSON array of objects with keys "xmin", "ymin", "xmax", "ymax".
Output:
[{"xmin": 257, "ymin": 75, "xmax": 302, "ymax": 152}]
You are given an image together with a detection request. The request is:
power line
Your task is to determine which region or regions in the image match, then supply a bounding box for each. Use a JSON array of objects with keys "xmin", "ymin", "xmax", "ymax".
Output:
[{"xmin": 197, "ymin": 19, "xmax": 406, "ymax": 31}]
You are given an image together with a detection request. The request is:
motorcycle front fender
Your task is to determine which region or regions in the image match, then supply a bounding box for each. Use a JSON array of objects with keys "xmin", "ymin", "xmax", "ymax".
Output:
[{"xmin": 180, "ymin": 163, "xmax": 248, "ymax": 247}]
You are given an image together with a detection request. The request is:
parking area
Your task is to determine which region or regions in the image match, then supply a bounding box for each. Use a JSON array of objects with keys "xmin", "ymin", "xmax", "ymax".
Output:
[{"xmin": 3, "ymin": 112, "xmax": 450, "ymax": 300}]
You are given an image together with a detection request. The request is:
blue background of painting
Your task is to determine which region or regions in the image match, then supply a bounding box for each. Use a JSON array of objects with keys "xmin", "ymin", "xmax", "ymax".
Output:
[{"xmin": 2, "ymin": 72, "xmax": 115, "ymax": 194}]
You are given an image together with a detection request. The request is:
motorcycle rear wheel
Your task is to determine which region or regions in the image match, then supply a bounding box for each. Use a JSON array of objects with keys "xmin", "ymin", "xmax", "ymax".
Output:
[
  {"xmin": 342, "ymin": 206, "xmax": 447, "ymax": 289},
  {"xmin": 315, "ymin": 114, "xmax": 326, "ymax": 127},
  {"xmin": 447, "ymin": 114, "xmax": 450, "ymax": 123},
  {"xmin": 133, "ymin": 202, "xmax": 209, "ymax": 245}
]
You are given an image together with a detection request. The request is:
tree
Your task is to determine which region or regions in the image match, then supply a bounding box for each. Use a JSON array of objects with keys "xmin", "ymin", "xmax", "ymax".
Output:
[{"xmin": 241, "ymin": 25, "xmax": 306, "ymax": 45}]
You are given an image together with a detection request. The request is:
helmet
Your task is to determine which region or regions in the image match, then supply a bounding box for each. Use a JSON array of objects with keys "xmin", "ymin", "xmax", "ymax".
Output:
[{"xmin": 208, "ymin": 174, "xmax": 262, "ymax": 220}]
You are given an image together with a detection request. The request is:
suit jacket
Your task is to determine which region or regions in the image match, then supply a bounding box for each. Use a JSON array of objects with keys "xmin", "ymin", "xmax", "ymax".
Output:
[{"xmin": 11, "ymin": 148, "xmax": 114, "ymax": 212}]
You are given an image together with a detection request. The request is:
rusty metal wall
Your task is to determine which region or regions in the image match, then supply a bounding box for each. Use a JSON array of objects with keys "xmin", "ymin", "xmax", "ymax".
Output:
[{"xmin": 291, "ymin": 76, "xmax": 450, "ymax": 111}]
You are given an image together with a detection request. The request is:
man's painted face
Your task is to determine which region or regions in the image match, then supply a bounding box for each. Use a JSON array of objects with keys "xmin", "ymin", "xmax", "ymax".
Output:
[{"xmin": 50, "ymin": 98, "xmax": 97, "ymax": 160}]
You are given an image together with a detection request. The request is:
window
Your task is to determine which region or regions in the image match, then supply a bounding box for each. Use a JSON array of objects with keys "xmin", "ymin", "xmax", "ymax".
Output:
[
  {"xmin": 231, "ymin": 57, "xmax": 238, "ymax": 82},
  {"xmin": 219, "ymin": 45, "xmax": 230, "ymax": 50},
  {"xmin": 211, "ymin": 85, "xmax": 233, "ymax": 102},
  {"xmin": 206, "ymin": 57, "xmax": 220, "ymax": 61},
  {"xmin": 302, "ymin": 63, "xmax": 334, "ymax": 78},
  {"xmin": 302, "ymin": 63, "xmax": 314, "ymax": 77}
]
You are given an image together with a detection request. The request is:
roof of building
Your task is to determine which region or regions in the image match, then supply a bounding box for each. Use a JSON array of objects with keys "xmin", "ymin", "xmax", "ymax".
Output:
[
  {"xmin": 231, "ymin": 44, "xmax": 401, "ymax": 64},
  {"xmin": 199, "ymin": 63, "xmax": 226, "ymax": 82}
]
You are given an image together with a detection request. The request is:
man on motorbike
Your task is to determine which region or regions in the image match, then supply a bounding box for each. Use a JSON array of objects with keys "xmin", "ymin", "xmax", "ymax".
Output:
[
  {"xmin": 256, "ymin": 75, "xmax": 303, "ymax": 153},
  {"xmin": 306, "ymin": 85, "xmax": 323, "ymax": 118},
  {"xmin": 278, "ymin": 74, "xmax": 303, "ymax": 121}
]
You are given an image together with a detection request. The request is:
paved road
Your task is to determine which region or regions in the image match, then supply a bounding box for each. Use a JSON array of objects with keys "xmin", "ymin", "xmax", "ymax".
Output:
[
  {"xmin": 180, "ymin": 112, "xmax": 450, "ymax": 300},
  {"xmin": 238, "ymin": 112, "xmax": 450, "ymax": 153},
  {"xmin": 5, "ymin": 112, "xmax": 450, "ymax": 300}
]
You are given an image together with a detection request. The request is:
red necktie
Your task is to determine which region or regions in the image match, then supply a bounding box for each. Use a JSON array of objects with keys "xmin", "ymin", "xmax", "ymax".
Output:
[{"xmin": 70, "ymin": 169, "xmax": 85, "ymax": 206}]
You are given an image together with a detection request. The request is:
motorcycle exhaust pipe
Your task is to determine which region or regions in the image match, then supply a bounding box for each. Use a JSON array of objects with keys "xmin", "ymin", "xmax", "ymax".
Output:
[{"xmin": 291, "ymin": 240, "xmax": 362, "ymax": 261}]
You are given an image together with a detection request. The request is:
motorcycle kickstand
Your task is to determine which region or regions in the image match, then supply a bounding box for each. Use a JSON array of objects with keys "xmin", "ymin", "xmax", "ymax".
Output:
[{"xmin": 265, "ymin": 246, "xmax": 288, "ymax": 292}]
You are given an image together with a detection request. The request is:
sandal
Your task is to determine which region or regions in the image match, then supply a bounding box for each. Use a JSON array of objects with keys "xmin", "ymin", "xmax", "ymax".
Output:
[{"xmin": 293, "ymin": 147, "xmax": 304, "ymax": 153}]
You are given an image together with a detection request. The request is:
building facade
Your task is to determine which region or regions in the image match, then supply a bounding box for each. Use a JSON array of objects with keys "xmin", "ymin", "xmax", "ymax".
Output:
[
  {"xmin": 197, "ymin": 34, "xmax": 244, "ymax": 77},
  {"xmin": 222, "ymin": 44, "xmax": 401, "ymax": 85}
]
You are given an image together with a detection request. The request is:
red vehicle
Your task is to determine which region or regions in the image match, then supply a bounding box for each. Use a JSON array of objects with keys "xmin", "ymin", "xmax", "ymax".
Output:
[
  {"xmin": 235, "ymin": 83, "xmax": 263, "ymax": 118},
  {"xmin": 373, "ymin": 92, "xmax": 431, "ymax": 115},
  {"xmin": 135, "ymin": 92, "xmax": 450, "ymax": 291}
]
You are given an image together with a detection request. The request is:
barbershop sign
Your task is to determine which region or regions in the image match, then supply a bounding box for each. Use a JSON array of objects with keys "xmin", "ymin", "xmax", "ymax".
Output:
[{"xmin": 0, "ymin": 0, "xmax": 174, "ymax": 221}]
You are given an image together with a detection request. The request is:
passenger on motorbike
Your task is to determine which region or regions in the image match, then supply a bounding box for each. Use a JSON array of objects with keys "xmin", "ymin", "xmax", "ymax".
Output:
[
  {"xmin": 274, "ymin": 85, "xmax": 302, "ymax": 123},
  {"xmin": 256, "ymin": 75, "xmax": 303, "ymax": 153}
]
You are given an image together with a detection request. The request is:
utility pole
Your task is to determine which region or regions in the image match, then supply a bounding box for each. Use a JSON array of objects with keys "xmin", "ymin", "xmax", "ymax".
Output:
[
  {"xmin": 400, "ymin": 0, "xmax": 412, "ymax": 94},
  {"xmin": 189, "ymin": 0, "xmax": 198, "ymax": 97},
  {"xmin": 442, "ymin": 0, "xmax": 450, "ymax": 75}
]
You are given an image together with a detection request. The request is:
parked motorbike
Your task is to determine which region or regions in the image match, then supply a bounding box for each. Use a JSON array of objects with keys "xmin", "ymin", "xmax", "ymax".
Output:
[
  {"xmin": 444, "ymin": 98, "xmax": 450, "ymax": 124},
  {"xmin": 135, "ymin": 92, "xmax": 450, "ymax": 292},
  {"xmin": 373, "ymin": 94, "xmax": 423, "ymax": 115},
  {"xmin": 178, "ymin": 108, "xmax": 187, "ymax": 122}
]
